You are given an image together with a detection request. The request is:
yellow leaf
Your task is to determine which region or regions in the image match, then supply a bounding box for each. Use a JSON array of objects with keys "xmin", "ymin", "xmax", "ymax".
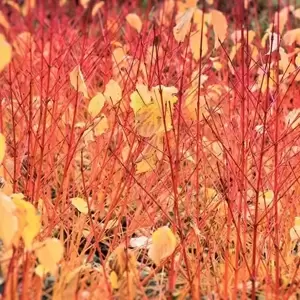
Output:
[
  {"xmin": 211, "ymin": 9, "xmax": 227, "ymax": 49},
  {"xmin": 69, "ymin": 65, "xmax": 89, "ymax": 98},
  {"xmin": 131, "ymin": 85, "xmax": 178, "ymax": 137},
  {"xmin": 190, "ymin": 30, "xmax": 208, "ymax": 61},
  {"xmin": 258, "ymin": 190, "xmax": 274, "ymax": 210},
  {"xmin": 0, "ymin": 133, "xmax": 6, "ymax": 164},
  {"xmin": 136, "ymin": 154, "xmax": 157, "ymax": 174},
  {"xmin": 88, "ymin": 93, "xmax": 106, "ymax": 118},
  {"xmin": 35, "ymin": 238, "xmax": 64, "ymax": 275},
  {"xmin": 94, "ymin": 114, "xmax": 109, "ymax": 136},
  {"xmin": 71, "ymin": 197, "xmax": 88, "ymax": 215},
  {"xmin": 0, "ymin": 192, "xmax": 18, "ymax": 249},
  {"xmin": 148, "ymin": 226, "xmax": 177, "ymax": 265},
  {"xmin": 0, "ymin": 11, "xmax": 10, "ymax": 29},
  {"xmin": 0, "ymin": 34, "xmax": 12, "ymax": 72},
  {"xmin": 35, "ymin": 264, "xmax": 47, "ymax": 278},
  {"xmin": 92, "ymin": 1, "xmax": 104, "ymax": 17},
  {"xmin": 104, "ymin": 79, "xmax": 122, "ymax": 105},
  {"xmin": 13, "ymin": 196, "xmax": 41, "ymax": 250},
  {"xmin": 173, "ymin": 7, "xmax": 196, "ymax": 43},
  {"xmin": 112, "ymin": 47, "xmax": 127, "ymax": 65},
  {"xmin": 110, "ymin": 271, "xmax": 120, "ymax": 289},
  {"xmin": 126, "ymin": 13, "xmax": 142, "ymax": 33}
]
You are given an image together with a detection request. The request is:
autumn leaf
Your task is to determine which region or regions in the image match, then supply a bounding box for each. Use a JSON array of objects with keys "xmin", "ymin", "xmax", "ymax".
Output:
[
  {"xmin": 92, "ymin": 1, "xmax": 104, "ymax": 17},
  {"xmin": 282, "ymin": 28, "xmax": 300, "ymax": 46},
  {"xmin": 0, "ymin": 133, "xmax": 6, "ymax": 164},
  {"xmin": 35, "ymin": 238, "xmax": 64, "ymax": 275},
  {"xmin": 12, "ymin": 195, "xmax": 41, "ymax": 250},
  {"xmin": 190, "ymin": 30, "xmax": 208, "ymax": 61},
  {"xmin": 94, "ymin": 114, "xmax": 109, "ymax": 136},
  {"xmin": 173, "ymin": 7, "xmax": 196, "ymax": 43},
  {"xmin": 0, "ymin": 192, "xmax": 18, "ymax": 249},
  {"xmin": 88, "ymin": 93, "xmax": 106, "ymax": 118},
  {"xmin": 136, "ymin": 152, "xmax": 158, "ymax": 174},
  {"xmin": 148, "ymin": 226, "xmax": 177, "ymax": 265},
  {"xmin": 104, "ymin": 79, "xmax": 122, "ymax": 105},
  {"xmin": 211, "ymin": 9, "xmax": 228, "ymax": 49},
  {"xmin": 290, "ymin": 217, "xmax": 300, "ymax": 241},
  {"xmin": 0, "ymin": 34, "xmax": 12, "ymax": 73},
  {"xmin": 71, "ymin": 197, "xmax": 89, "ymax": 215},
  {"xmin": 70, "ymin": 65, "xmax": 89, "ymax": 98},
  {"xmin": 130, "ymin": 84, "xmax": 178, "ymax": 138},
  {"xmin": 126, "ymin": 13, "xmax": 142, "ymax": 33},
  {"xmin": 0, "ymin": 11, "xmax": 10, "ymax": 29}
]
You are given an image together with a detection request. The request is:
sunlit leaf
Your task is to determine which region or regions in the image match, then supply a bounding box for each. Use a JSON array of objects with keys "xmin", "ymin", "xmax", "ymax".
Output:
[
  {"xmin": 71, "ymin": 197, "xmax": 88, "ymax": 215},
  {"xmin": 282, "ymin": 28, "xmax": 300, "ymax": 46},
  {"xmin": 12, "ymin": 196, "xmax": 41, "ymax": 250},
  {"xmin": 88, "ymin": 93, "xmax": 106, "ymax": 118},
  {"xmin": 173, "ymin": 7, "xmax": 196, "ymax": 43},
  {"xmin": 211, "ymin": 9, "xmax": 228, "ymax": 49},
  {"xmin": 136, "ymin": 153, "xmax": 157, "ymax": 174},
  {"xmin": 190, "ymin": 30, "xmax": 208, "ymax": 61},
  {"xmin": 0, "ymin": 34, "xmax": 12, "ymax": 73},
  {"xmin": 285, "ymin": 109, "xmax": 300, "ymax": 129},
  {"xmin": 0, "ymin": 192, "xmax": 18, "ymax": 249},
  {"xmin": 94, "ymin": 114, "xmax": 109, "ymax": 136},
  {"xmin": 35, "ymin": 238, "xmax": 64, "ymax": 275},
  {"xmin": 148, "ymin": 226, "xmax": 177, "ymax": 265},
  {"xmin": 110, "ymin": 271, "xmax": 120, "ymax": 289},
  {"xmin": 258, "ymin": 190, "xmax": 274, "ymax": 210},
  {"xmin": 70, "ymin": 65, "xmax": 89, "ymax": 98},
  {"xmin": 126, "ymin": 13, "xmax": 142, "ymax": 33},
  {"xmin": 104, "ymin": 79, "xmax": 122, "ymax": 105},
  {"xmin": 92, "ymin": 1, "xmax": 104, "ymax": 17}
]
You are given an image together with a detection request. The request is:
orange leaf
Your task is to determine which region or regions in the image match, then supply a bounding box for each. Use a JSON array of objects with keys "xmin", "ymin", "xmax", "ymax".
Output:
[
  {"xmin": 211, "ymin": 9, "xmax": 228, "ymax": 49},
  {"xmin": 190, "ymin": 30, "xmax": 208, "ymax": 60}
]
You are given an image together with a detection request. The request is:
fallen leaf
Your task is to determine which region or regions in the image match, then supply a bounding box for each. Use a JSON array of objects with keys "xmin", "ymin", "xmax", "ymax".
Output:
[{"xmin": 148, "ymin": 226, "xmax": 177, "ymax": 265}]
